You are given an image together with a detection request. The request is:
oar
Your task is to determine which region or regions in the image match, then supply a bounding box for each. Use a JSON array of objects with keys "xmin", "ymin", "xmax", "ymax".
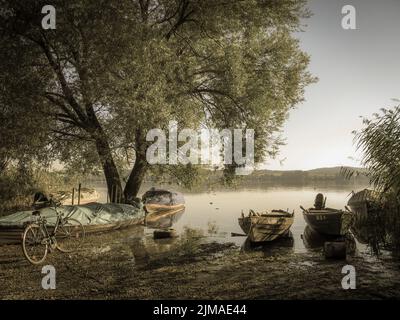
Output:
[
  {"xmin": 231, "ymin": 232, "xmax": 247, "ymax": 237},
  {"xmin": 300, "ymin": 205, "xmax": 308, "ymax": 213}
]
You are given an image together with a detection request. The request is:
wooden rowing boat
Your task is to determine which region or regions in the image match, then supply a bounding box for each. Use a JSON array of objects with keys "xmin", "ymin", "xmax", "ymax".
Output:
[
  {"xmin": 144, "ymin": 203, "xmax": 185, "ymax": 214},
  {"xmin": 238, "ymin": 209, "xmax": 294, "ymax": 243},
  {"xmin": 347, "ymin": 189, "xmax": 385, "ymax": 245},
  {"xmin": 142, "ymin": 188, "xmax": 185, "ymax": 214},
  {"xmin": 347, "ymin": 189, "xmax": 382, "ymax": 223},
  {"xmin": 301, "ymin": 193, "xmax": 353, "ymax": 236},
  {"xmin": 301, "ymin": 207, "xmax": 353, "ymax": 236},
  {"xmin": 145, "ymin": 207, "xmax": 185, "ymax": 229}
]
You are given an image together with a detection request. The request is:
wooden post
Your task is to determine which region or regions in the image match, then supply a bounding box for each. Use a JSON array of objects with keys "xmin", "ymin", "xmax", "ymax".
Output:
[
  {"xmin": 78, "ymin": 183, "xmax": 81, "ymax": 205},
  {"xmin": 72, "ymin": 188, "xmax": 75, "ymax": 205}
]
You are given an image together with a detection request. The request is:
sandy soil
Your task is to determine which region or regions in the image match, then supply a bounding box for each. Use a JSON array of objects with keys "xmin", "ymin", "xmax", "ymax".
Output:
[{"xmin": 1, "ymin": 226, "xmax": 400, "ymax": 300}]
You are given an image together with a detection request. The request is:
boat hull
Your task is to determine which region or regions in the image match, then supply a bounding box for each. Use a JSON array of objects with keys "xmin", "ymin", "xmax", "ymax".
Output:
[
  {"xmin": 142, "ymin": 188, "xmax": 185, "ymax": 214},
  {"xmin": 0, "ymin": 216, "xmax": 144, "ymax": 245},
  {"xmin": 303, "ymin": 210, "xmax": 352, "ymax": 236},
  {"xmin": 348, "ymin": 189, "xmax": 384, "ymax": 244},
  {"xmin": 347, "ymin": 189, "xmax": 381, "ymax": 221},
  {"xmin": 0, "ymin": 202, "xmax": 145, "ymax": 245},
  {"xmin": 238, "ymin": 215, "xmax": 294, "ymax": 243},
  {"xmin": 145, "ymin": 207, "xmax": 185, "ymax": 229},
  {"xmin": 144, "ymin": 203, "xmax": 185, "ymax": 214}
]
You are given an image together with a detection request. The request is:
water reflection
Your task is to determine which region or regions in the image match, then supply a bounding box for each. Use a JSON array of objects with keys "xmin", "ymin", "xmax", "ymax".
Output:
[
  {"xmin": 241, "ymin": 231, "xmax": 294, "ymax": 256},
  {"xmin": 145, "ymin": 208, "xmax": 185, "ymax": 229},
  {"xmin": 130, "ymin": 237, "xmax": 150, "ymax": 265},
  {"xmin": 301, "ymin": 225, "xmax": 356, "ymax": 254},
  {"xmin": 350, "ymin": 208, "xmax": 389, "ymax": 254},
  {"xmin": 128, "ymin": 226, "xmax": 206, "ymax": 269},
  {"xmin": 89, "ymin": 183, "xmax": 372, "ymax": 254},
  {"xmin": 127, "ymin": 209, "xmax": 188, "ymax": 267}
]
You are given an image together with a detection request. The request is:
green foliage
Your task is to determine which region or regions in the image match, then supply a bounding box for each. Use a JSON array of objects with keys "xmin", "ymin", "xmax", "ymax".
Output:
[
  {"xmin": 1, "ymin": 0, "xmax": 315, "ymax": 197},
  {"xmin": 355, "ymin": 104, "xmax": 400, "ymax": 254},
  {"xmin": 0, "ymin": 164, "xmax": 76, "ymax": 215},
  {"xmin": 356, "ymin": 105, "xmax": 400, "ymax": 193}
]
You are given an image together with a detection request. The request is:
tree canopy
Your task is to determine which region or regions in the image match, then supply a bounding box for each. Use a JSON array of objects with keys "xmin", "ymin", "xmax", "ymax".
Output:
[{"xmin": 0, "ymin": 0, "xmax": 315, "ymax": 201}]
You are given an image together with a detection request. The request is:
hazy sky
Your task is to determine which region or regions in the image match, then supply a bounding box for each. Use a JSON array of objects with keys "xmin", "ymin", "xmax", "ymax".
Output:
[{"xmin": 266, "ymin": 0, "xmax": 400, "ymax": 170}]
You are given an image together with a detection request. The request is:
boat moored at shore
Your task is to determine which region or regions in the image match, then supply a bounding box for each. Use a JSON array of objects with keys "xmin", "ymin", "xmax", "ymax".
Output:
[
  {"xmin": 301, "ymin": 193, "xmax": 353, "ymax": 236},
  {"xmin": 238, "ymin": 209, "xmax": 294, "ymax": 243}
]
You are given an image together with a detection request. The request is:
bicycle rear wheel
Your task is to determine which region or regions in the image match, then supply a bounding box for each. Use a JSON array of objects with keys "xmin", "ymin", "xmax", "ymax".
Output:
[
  {"xmin": 22, "ymin": 223, "xmax": 48, "ymax": 265},
  {"xmin": 56, "ymin": 218, "xmax": 85, "ymax": 253}
]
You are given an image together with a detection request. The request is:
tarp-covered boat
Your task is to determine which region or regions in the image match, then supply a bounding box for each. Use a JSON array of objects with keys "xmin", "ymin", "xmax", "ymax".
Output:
[
  {"xmin": 238, "ymin": 209, "xmax": 294, "ymax": 243},
  {"xmin": 0, "ymin": 202, "xmax": 145, "ymax": 244},
  {"xmin": 142, "ymin": 188, "xmax": 185, "ymax": 214}
]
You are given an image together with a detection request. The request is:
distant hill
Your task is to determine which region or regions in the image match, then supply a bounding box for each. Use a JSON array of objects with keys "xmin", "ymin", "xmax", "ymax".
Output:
[
  {"xmin": 245, "ymin": 166, "xmax": 368, "ymax": 185},
  {"xmin": 307, "ymin": 166, "xmax": 367, "ymax": 175},
  {"xmin": 91, "ymin": 166, "xmax": 369, "ymax": 189},
  {"xmin": 251, "ymin": 166, "xmax": 367, "ymax": 176}
]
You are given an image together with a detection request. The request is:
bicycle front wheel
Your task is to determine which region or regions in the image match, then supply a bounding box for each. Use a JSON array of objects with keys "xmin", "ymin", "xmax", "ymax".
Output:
[
  {"xmin": 56, "ymin": 218, "xmax": 85, "ymax": 253},
  {"xmin": 22, "ymin": 223, "xmax": 48, "ymax": 265}
]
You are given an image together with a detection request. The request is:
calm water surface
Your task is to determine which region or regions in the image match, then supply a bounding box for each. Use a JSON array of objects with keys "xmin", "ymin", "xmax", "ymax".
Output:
[{"xmin": 91, "ymin": 183, "xmax": 370, "ymax": 254}]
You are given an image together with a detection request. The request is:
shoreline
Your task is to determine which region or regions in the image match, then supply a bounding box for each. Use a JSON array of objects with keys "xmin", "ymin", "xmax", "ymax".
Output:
[{"xmin": 1, "ymin": 226, "xmax": 399, "ymax": 300}]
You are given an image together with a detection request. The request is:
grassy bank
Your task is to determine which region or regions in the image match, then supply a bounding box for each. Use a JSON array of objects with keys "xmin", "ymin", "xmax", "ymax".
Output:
[
  {"xmin": 1, "ymin": 226, "xmax": 399, "ymax": 299},
  {"xmin": 0, "ymin": 167, "xmax": 80, "ymax": 216}
]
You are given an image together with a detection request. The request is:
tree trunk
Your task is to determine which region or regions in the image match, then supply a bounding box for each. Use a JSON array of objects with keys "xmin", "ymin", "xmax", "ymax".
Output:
[
  {"xmin": 94, "ymin": 134, "xmax": 123, "ymax": 203},
  {"xmin": 124, "ymin": 151, "xmax": 148, "ymax": 200}
]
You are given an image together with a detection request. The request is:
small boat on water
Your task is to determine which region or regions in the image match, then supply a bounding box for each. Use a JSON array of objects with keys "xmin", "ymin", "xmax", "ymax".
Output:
[
  {"xmin": 347, "ymin": 189, "xmax": 385, "ymax": 245},
  {"xmin": 347, "ymin": 189, "xmax": 382, "ymax": 222},
  {"xmin": 301, "ymin": 193, "xmax": 353, "ymax": 236},
  {"xmin": 142, "ymin": 188, "xmax": 185, "ymax": 214},
  {"xmin": 238, "ymin": 209, "xmax": 294, "ymax": 243}
]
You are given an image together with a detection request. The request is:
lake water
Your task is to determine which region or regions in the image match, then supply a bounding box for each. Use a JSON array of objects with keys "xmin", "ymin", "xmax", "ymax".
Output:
[{"xmin": 90, "ymin": 182, "xmax": 371, "ymax": 254}]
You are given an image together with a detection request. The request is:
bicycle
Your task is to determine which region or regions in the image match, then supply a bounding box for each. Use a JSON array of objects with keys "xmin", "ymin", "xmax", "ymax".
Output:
[{"xmin": 22, "ymin": 196, "xmax": 85, "ymax": 265}]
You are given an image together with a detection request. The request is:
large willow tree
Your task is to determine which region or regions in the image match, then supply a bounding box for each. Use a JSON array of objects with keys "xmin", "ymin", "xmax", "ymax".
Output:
[{"xmin": 0, "ymin": 0, "xmax": 315, "ymax": 201}]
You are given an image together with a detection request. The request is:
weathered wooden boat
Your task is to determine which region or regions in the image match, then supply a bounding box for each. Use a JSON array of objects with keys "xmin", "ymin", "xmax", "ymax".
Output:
[
  {"xmin": 0, "ymin": 202, "xmax": 145, "ymax": 245},
  {"xmin": 347, "ymin": 189, "xmax": 382, "ymax": 222},
  {"xmin": 58, "ymin": 188, "xmax": 100, "ymax": 205},
  {"xmin": 347, "ymin": 189, "xmax": 386, "ymax": 245},
  {"xmin": 142, "ymin": 188, "xmax": 185, "ymax": 214},
  {"xmin": 302, "ymin": 208, "xmax": 352, "ymax": 236},
  {"xmin": 238, "ymin": 209, "xmax": 294, "ymax": 243},
  {"xmin": 301, "ymin": 194, "xmax": 353, "ymax": 236},
  {"xmin": 145, "ymin": 207, "xmax": 185, "ymax": 229}
]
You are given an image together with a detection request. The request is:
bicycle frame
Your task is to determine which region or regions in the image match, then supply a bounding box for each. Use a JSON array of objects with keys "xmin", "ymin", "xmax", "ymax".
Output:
[
  {"xmin": 34, "ymin": 200, "xmax": 65, "ymax": 242},
  {"xmin": 23, "ymin": 196, "xmax": 85, "ymax": 264}
]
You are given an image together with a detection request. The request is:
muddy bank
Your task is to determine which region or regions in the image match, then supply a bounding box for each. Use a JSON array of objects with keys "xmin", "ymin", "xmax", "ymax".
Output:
[{"xmin": 0, "ymin": 226, "xmax": 399, "ymax": 300}]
